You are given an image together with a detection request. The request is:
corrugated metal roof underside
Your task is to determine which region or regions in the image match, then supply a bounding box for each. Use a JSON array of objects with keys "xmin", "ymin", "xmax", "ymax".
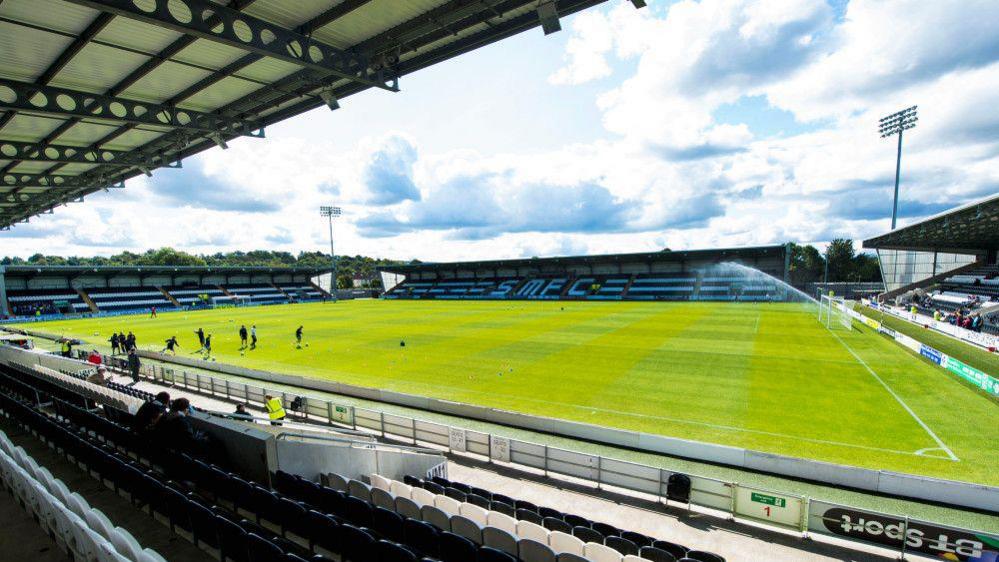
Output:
[{"xmin": 0, "ymin": 0, "xmax": 613, "ymax": 227}]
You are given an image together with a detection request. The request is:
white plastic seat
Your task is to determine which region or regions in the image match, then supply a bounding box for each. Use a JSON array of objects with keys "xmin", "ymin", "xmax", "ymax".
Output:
[
  {"xmin": 86, "ymin": 508, "xmax": 116, "ymax": 541},
  {"xmin": 517, "ymin": 520, "xmax": 549, "ymax": 543},
  {"xmin": 369, "ymin": 474, "xmax": 392, "ymax": 491},
  {"xmin": 410, "ymin": 487, "xmax": 436, "ymax": 507},
  {"xmin": 623, "ymin": 555, "xmax": 645, "ymax": 562},
  {"xmin": 486, "ymin": 511, "xmax": 517, "ymax": 534},
  {"xmin": 459, "ymin": 502, "xmax": 489, "ymax": 526},
  {"xmin": 584, "ymin": 542, "xmax": 623, "ymax": 562},
  {"xmin": 139, "ymin": 548, "xmax": 168, "ymax": 562},
  {"xmin": 389, "ymin": 481, "xmax": 413, "ymax": 498},
  {"xmin": 325, "ymin": 472, "xmax": 348, "ymax": 492},
  {"xmin": 434, "ymin": 494, "xmax": 462, "ymax": 516},
  {"xmin": 110, "ymin": 526, "xmax": 145, "ymax": 561},
  {"xmin": 65, "ymin": 491, "xmax": 90, "ymax": 519},
  {"xmin": 548, "ymin": 531, "xmax": 584, "ymax": 555}
]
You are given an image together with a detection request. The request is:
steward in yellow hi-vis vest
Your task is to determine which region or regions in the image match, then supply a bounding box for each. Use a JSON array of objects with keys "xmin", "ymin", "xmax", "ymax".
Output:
[{"xmin": 265, "ymin": 394, "xmax": 286, "ymax": 425}]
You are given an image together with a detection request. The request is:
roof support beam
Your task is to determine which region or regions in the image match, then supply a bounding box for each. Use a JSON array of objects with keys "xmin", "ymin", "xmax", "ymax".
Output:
[
  {"xmin": 0, "ymin": 78, "xmax": 263, "ymax": 135},
  {"xmin": 0, "ymin": 139, "xmax": 178, "ymax": 168},
  {"xmin": 63, "ymin": 0, "xmax": 398, "ymax": 92},
  {"xmin": 1, "ymin": 172, "xmax": 122, "ymax": 190}
]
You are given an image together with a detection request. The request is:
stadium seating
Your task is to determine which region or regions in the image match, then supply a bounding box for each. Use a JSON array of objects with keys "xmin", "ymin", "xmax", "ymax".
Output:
[
  {"xmin": 6, "ymin": 287, "xmax": 90, "ymax": 316},
  {"xmin": 163, "ymin": 285, "xmax": 226, "ymax": 307},
  {"xmin": 276, "ymin": 284, "xmax": 325, "ymax": 302},
  {"xmin": 87, "ymin": 286, "xmax": 174, "ymax": 312},
  {"xmin": 223, "ymin": 284, "xmax": 291, "ymax": 305},
  {"xmin": 387, "ymin": 271, "xmax": 791, "ymax": 303}
]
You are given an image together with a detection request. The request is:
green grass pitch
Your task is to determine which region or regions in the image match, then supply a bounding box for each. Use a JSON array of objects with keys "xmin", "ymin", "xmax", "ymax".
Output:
[{"xmin": 23, "ymin": 300, "xmax": 997, "ymax": 486}]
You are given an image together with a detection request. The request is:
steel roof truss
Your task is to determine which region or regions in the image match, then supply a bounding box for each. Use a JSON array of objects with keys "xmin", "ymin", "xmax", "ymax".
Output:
[
  {"xmin": 0, "ymin": 78, "xmax": 262, "ymax": 136},
  {"xmin": 0, "ymin": 139, "xmax": 180, "ymax": 168},
  {"xmin": 64, "ymin": 0, "xmax": 399, "ymax": 92}
]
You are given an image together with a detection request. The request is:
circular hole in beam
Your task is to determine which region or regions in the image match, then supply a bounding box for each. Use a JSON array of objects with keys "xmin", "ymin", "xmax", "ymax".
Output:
[
  {"xmin": 56, "ymin": 94, "xmax": 76, "ymax": 111},
  {"xmin": 232, "ymin": 19, "xmax": 253, "ymax": 42},
  {"xmin": 167, "ymin": 0, "xmax": 192, "ymax": 23}
]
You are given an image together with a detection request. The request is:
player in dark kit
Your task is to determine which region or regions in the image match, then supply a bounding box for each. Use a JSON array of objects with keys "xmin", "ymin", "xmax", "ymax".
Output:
[
  {"xmin": 161, "ymin": 336, "xmax": 179, "ymax": 355},
  {"xmin": 295, "ymin": 326, "xmax": 303, "ymax": 349},
  {"xmin": 239, "ymin": 325, "xmax": 248, "ymax": 349},
  {"xmin": 195, "ymin": 328, "xmax": 205, "ymax": 352}
]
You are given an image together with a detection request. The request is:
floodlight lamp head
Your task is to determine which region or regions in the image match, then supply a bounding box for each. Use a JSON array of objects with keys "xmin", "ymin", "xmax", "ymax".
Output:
[
  {"xmin": 538, "ymin": 1, "xmax": 561, "ymax": 35},
  {"xmin": 320, "ymin": 205, "xmax": 342, "ymax": 218}
]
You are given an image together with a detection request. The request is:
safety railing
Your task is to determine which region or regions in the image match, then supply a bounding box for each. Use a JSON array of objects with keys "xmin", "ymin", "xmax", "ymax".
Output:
[{"xmin": 133, "ymin": 359, "xmax": 998, "ymax": 561}]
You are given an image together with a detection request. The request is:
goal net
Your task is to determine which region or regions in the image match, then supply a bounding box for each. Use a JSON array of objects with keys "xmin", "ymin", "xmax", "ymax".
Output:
[{"xmin": 817, "ymin": 294, "xmax": 852, "ymax": 330}]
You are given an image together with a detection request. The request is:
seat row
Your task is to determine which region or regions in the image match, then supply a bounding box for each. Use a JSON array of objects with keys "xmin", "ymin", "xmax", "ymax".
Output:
[
  {"xmin": 0, "ymin": 427, "xmax": 165, "ymax": 562},
  {"xmin": 391, "ymin": 474, "xmax": 721, "ymax": 562}
]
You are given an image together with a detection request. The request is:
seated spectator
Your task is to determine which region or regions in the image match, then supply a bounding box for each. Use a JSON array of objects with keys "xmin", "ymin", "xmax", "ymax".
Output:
[
  {"xmin": 157, "ymin": 398, "xmax": 208, "ymax": 454},
  {"xmin": 86, "ymin": 366, "xmax": 108, "ymax": 386},
  {"xmin": 133, "ymin": 391, "xmax": 170, "ymax": 433},
  {"xmin": 232, "ymin": 403, "xmax": 253, "ymax": 420}
]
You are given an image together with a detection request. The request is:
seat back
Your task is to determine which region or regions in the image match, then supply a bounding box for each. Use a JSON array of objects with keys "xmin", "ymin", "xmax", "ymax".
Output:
[
  {"xmin": 548, "ymin": 531, "xmax": 585, "ymax": 555},
  {"xmin": 606, "ymin": 536, "xmax": 639, "ymax": 556},
  {"xmin": 421, "ymin": 504, "xmax": 450, "ymax": 531},
  {"xmin": 517, "ymin": 520, "xmax": 549, "ymax": 543},
  {"xmin": 395, "ymin": 496, "xmax": 421, "ymax": 520},
  {"xmin": 459, "ymin": 502, "xmax": 489, "ymax": 525},
  {"xmin": 371, "ymin": 487, "xmax": 396, "ymax": 511},
  {"xmin": 638, "ymin": 546, "xmax": 678, "ymax": 562},
  {"xmin": 482, "ymin": 526, "xmax": 518, "ymax": 556},
  {"xmin": 451, "ymin": 514, "xmax": 483, "ymax": 545},
  {"xmin": 440, "ymin": 531, "xmax": 476, "ymax": 562},
  {"xmin": 519, "ymin": 538, "xmax": 557, "ymax": 562},
  {"xmin": 584, "ymin": 542, "xmax": 624, "ymax": 562}
]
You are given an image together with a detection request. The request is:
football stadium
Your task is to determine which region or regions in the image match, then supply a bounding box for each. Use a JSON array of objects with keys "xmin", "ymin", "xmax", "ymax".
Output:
[{"xmin": 0, "ymin": 1, "xmax": 997, "ymax": 562}]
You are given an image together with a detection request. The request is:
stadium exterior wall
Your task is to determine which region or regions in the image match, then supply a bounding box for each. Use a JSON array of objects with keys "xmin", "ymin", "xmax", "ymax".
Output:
[{"xmin": 133, "ymin": 348, "xmax": 999, "ymax": 512}]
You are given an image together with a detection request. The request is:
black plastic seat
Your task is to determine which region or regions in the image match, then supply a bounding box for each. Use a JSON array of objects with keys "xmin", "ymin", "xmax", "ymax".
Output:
[
  {"xmin": 477, "ymin": 546, "xmax": 517, "ymax": 562},
  {"xmin": 247, "ymin": 533, "xmax": 285, "ymax": 562},
  {"xmin": 450, "ymin": 482, "xmax": 472, "ymax": 495},
  {"xmin": 217, "ymin": 516, "xmax": 250, "ymax": 562},
  {"xmin": 403, "ymin": 518, "xmax": 440, "ymax": 558},
  {"xmin": 564, "ymin": 514, "xmax": 590, "ymax": 528},
  {"xmin": 593, "ymin": 522, "xmax": 621, "ymax": 537},
  {"xmin": 376, "ymin": 540, "xmax": 418, "ymax": 562},
  {"xmin": 470, "ymin": 487, "xmax": 492, "ymax": 500},
  {"xmin": 685, "ymin": 551, "xmax": 725, "ymax": 562},
  {"xmin": 491, "ymin": 493, "xmax": 514, "ymax": 505},
  {"xmin": 424, "ymin": 481, "xmax": 445, "ymax": 495},
  {"xmin": 516, "ymin": 508, "xmax": 543, "ymax": 525},
  {"xmin": 403, "ymin": 475, "xmax": 423, "ymax": 487},
  {"xmin": 338, "ymin": 524, "xmax": 376, "ymax": 562},
  {"xmin": 439, "ymin": 532, "xmax": 476, "ymax": 562},
  {"xmin": 444, "ymin": 487, "xmax": 467, "ymax": 502},
  {"xmin": 606, "ymin": 536, "xmax": 639, "ymax": 555},
  {"xmin": 432, "ymin": 476, "xmax": 451, "ymax": 488},
  {"xmin": 652, "ymin": 541, "xmax": 689, "ymax": 560},
  {"xmin": 639, "ymin": 546, "xmax": 678, "ymax": 562},
  {"xmin": 305, "ymin": 510, "xmax": 340, "ymax": 553},
  {"xmin": 622, "ymin": 531, "xmax": 652, "ymax": 548},
  {"xmin": 317, "ymin": 487, "xmax": 347, "ymax": 517},
  {"xmin": 538, "ymin": 506, "xmax": 562, "ymax": 520},
  {"xmin": 277, "ymin": 497, "xmax": 309, "ymax": 538},
  {"xmin": 189, "ymin": 500, "xmax": 220, "ymax": 549},
  {"xmin": 513, "ymin": 499, "xmax": 538, "ymax": 513},
  {"xmin": 542, "ymin": 517, "xmax": 572, "ymax": 533},
  {"xmin": 373, "ymin": 506, "xmax": 405, "ymax": 542},
  {"xmin": 489, "ymin": 501, "xmax": 515, "ymax": 517},
  {"xmin": 572, "ymin": 526, "xmax": 604, "ymax": 544},
  {"xmin": 344, "ymin": 495, "xmax": 374, "ymax": 528},
  {"xmin": 466, "ymin": 494, "xmax": 491, "ymax": 509}
]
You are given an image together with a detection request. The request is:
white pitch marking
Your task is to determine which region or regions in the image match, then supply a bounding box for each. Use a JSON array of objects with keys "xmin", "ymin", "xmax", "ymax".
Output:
[{"xmin": 829, "ymin": 331, "xmax": 959, "ymax": 462}]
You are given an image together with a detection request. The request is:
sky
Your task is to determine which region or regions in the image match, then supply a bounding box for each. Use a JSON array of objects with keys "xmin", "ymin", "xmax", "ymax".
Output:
[{"xmin": 4, "ymin": 0, "xmax": 999, "ymax": 261}]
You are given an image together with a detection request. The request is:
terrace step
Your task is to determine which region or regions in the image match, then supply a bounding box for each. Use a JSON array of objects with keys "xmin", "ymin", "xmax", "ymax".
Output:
[
  {"xmin": 76, "ymin": 288, "xmax": 99, "ymax": 313},
  {"xmin": 158, "ymin": 286, "xmax": 181, "ymax": 307}
]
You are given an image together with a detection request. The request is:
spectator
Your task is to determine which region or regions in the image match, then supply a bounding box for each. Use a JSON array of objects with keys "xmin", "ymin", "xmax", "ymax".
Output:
[
  {"xmin": 110, "ymin": 333, "xmax": 120, "ymax": 355},
  {"xmin": 133, "ymin": 392, "xmax": 170, "ymax": 433},
  {"xmin": 87, "ymin": 349, "xmax": 102, "ymax": 366},
  {"xmin": 232, "ymin": 404, "xmax": 253, "ymax": 420},
  {"xmin": 127, "ymin": 348, "xmax": 141, "ymax": 385},
  {"xmin": 157, "ymin": 398, "xmax": 208, "ymax": 453},
  {"xmin": 86, "ymin": 366, "xmax": 108, "ymax": 386}
]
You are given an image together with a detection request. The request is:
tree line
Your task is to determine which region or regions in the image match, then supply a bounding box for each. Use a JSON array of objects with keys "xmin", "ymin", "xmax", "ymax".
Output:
[
  {"xmin": 787, "ymin": 239, "xmax": 882, "ymax": 286},
  {"xmin": 1, "ymin": 248, "xmax": 405, "ymax": 289}
]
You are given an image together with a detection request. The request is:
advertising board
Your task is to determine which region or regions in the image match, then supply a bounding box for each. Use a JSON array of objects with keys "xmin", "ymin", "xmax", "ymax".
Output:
[
  {"xmin": 808, "ymin": 501, "xmax": 999, "ymax": 561},
  {"xmin": 733, "ymin": 485, "xmax": 803, "ymax": 531}
]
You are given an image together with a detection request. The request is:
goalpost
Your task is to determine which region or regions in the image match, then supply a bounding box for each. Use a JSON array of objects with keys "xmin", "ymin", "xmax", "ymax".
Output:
[{"xmin": 817, "ymin": 294, "xmax": 852, "ymax": 330}]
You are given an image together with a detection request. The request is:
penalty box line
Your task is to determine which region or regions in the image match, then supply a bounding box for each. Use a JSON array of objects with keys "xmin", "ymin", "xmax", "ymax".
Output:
[{"xmin": 829, "ymin": 330, "xmax": 959, "ymax": 462}]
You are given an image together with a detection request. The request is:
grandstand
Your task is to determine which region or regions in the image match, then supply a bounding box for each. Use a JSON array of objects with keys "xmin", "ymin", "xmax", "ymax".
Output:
[
  {"xmin": 0, "ymin": 265, "xmax": 329, "ymax": 318},
  {"xmin": 381, "ymin": 245, "xmax": 795, "ymax": 302},
  {"xmin": 864, "ymin": 192, "xmax": 999, "ymax": 335}
]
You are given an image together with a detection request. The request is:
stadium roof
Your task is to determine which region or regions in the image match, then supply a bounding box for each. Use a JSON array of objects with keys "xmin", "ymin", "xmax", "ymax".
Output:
[
  {"xmin": 1, "ymin": 264, "xmax": 324, "ymax": 276},
  {"xmin": 0, "ymin": 0, "xmax": 622, "ymax": 228},
  {"xmin": 382, "ymin": 244, "xmax": 788, "ymax": 273},
  {"xmin": 863, "ymin": 192, "xmax": 999, "ymax": 254}
]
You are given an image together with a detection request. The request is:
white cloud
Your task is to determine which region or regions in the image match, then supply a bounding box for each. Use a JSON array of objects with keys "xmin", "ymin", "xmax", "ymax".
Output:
[{"xmin": 4, "ymin": 0, "xmax": 998, "ymax": 262}]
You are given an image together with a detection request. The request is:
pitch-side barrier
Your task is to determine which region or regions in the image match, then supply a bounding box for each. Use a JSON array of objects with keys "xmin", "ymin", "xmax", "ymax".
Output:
[
  {"xmin": 850, "ymin": 301, "xmax": 998, "ymax": 398},
  {"xmin": 76, "ymin": 352, "xmax": 998, "ymax": 561}
]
